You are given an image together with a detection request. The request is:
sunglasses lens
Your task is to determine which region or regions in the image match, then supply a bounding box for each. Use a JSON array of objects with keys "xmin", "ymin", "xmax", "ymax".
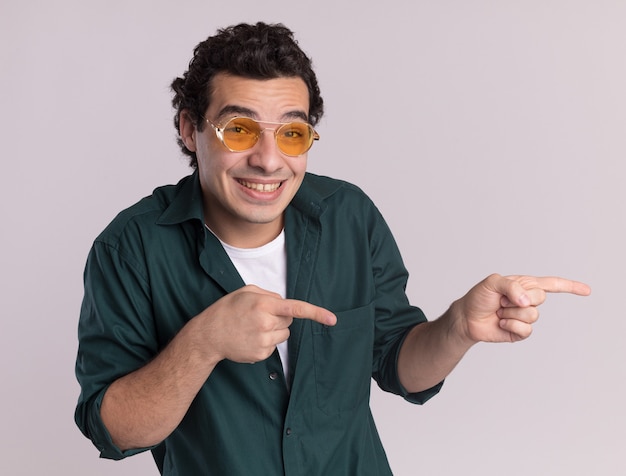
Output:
[
  {"xmin": 221, "ymin": 117, "xmax": 261, "ymax": 151},
  {"xmin": 276, "ymin": 122, "xmax": 315, "ymax": 156}
]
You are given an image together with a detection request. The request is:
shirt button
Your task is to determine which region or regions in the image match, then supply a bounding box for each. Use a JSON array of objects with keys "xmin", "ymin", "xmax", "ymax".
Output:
[
  {"xmin": 269, "ymin": 372, "xmax": 278, "ymax": 380},
  {"xmin": 286, "ymin": 428, "xmax": 292, "ymax": 436}
]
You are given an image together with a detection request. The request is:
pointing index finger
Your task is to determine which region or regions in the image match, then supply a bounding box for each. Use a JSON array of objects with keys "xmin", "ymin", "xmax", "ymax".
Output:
[
  {"xmin": 279, "ymin": 299, "xmax": 337, "ymax": 326},
  {"xmin": 515, "ymin": 276, "xmax": 592, "ymax": 296}
]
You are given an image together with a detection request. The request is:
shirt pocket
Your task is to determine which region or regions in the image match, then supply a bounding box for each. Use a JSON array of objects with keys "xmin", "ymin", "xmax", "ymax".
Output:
[{"xmin": 311, "ymin": 302, "xmax": 375, "ymax": 414}]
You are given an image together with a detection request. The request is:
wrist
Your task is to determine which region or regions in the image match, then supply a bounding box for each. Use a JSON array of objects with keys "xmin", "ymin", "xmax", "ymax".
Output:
[
  {"xmin": 178, "ymin": 312, "xmax": 224, "ymax": 368},
  {"xmin": 445, "ymin": 299, "xmax": 479, "ymax": 348}
]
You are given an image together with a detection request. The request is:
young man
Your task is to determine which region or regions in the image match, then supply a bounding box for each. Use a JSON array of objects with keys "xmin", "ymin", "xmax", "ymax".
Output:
[{"xmin": 75, "ymin": 22, "xmax": 590, "ymax": 475}]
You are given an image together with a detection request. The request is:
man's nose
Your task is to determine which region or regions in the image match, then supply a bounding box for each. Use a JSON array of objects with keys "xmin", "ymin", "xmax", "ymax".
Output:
[{"xmin": 247, "ymin": 129, "xmax": 284, "ymax": 172}]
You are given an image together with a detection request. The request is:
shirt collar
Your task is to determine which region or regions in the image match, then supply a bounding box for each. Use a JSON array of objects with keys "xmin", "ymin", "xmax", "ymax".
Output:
[
  {"xmin": 290, "ymin": 173, "xmax": 338, "ymax": 219},
  {"xmin": 156, "ymin": 171, "xmax": 205, "ymax": 226}
]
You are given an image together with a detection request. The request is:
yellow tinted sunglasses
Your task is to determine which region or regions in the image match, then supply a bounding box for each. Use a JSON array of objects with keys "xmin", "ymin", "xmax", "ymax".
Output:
[{"xmin": 205, "ymin": 116, "xmax": 319, "ymax": 157}]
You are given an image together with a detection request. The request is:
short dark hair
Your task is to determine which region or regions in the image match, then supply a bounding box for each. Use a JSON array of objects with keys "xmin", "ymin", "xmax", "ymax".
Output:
[{"xmin": 170, "ymin": 22, "xmax": 324, "ymax": 168}]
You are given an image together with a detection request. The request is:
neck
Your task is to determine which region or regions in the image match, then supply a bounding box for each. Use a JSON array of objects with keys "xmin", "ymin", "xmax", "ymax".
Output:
[{"xmin": 205, "ymin": 216, "xmax": 284, "ymax": 249}]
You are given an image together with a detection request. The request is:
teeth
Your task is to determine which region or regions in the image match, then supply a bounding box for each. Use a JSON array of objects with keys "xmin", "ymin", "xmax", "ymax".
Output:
[{"xmin": 239, "ymin": 180, "xmax": 281, "ymax": 192}]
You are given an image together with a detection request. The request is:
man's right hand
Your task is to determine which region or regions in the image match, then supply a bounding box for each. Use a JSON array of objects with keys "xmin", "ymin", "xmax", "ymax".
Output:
[{"xmin": 195, "ymin": 285, "xmax": 337, "ymax": 364}]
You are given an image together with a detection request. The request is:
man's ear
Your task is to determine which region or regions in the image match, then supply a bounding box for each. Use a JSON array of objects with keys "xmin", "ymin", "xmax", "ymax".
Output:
[{"xmin": 179, "ymin": 109, "xmax": 197, "ymax": 152}]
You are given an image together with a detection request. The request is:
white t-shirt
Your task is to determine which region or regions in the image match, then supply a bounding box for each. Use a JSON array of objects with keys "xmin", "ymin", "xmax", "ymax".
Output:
[{"xmin": 208, "ymin": 227, "xmax": 290, "ymax": 385}]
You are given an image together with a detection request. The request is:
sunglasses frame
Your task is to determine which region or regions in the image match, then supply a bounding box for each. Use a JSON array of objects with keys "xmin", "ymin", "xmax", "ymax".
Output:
[{"xmin": 204, "ymin": 116, "xmax": 319, "ymax": 157}]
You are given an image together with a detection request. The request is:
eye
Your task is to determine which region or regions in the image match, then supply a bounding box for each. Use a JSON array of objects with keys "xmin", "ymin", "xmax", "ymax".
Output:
[
  {"xmin": 226, "ymin": 124, "xmax": 254, "ymax": 135},
  {"xmin": 283, "ymin": 129, "xmax": 303, "ymax": 139},
  {"xmin": 280, "ymin": 123, "xmax": 309, "ymax": 140}
]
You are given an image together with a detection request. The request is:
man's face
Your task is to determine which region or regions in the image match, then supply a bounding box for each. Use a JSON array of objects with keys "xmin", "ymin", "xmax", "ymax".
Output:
[{"xmin": 185, "ymin": 73, "xmax": 311, "ymax": 248}]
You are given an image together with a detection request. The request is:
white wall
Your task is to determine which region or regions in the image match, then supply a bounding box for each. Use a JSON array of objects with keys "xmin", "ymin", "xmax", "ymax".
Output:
[{"xmin": 1, "ymin": 1, "xmax": 623, "ymax": 474}]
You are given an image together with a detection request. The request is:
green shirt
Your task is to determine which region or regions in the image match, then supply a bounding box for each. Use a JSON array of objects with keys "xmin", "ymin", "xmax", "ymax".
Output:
[{"xmin": 75, "ymin": 172, "xmax": 442, "ymax": 475}]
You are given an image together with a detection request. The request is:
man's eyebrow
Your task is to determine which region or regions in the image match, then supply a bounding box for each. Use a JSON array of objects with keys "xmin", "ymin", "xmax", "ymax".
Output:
[
  {"xmin": 214, "ymin": 105, "xmax": 310, "ymax": 123},
  {"xmin": 215, "ymin": 105, "xmax": 257, "ymax": 120},
  {"xmin": 282, "ymin": 110, "xmax": 309, "ymax": 122}
]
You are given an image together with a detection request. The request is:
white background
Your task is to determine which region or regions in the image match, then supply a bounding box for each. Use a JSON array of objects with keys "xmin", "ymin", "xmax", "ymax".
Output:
[{"xmin": 1, "ymin": 1, "xmax": 624, "ymax": 474}]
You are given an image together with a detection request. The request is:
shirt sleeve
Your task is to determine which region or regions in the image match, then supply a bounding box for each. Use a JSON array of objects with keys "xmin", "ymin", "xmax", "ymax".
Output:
[
  {"xmin": 367, "ymin": 204, "xmax": 444, "ymax": 404},
  {"xmin": 74, "ymin": 238, "xmax": 159, "ymax": 459}
]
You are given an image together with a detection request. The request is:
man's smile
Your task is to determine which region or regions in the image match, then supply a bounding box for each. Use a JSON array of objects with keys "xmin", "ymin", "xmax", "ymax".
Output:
[{"xmin": 237, "ymin": 179, "xmax": 284, "ymax": 193}]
